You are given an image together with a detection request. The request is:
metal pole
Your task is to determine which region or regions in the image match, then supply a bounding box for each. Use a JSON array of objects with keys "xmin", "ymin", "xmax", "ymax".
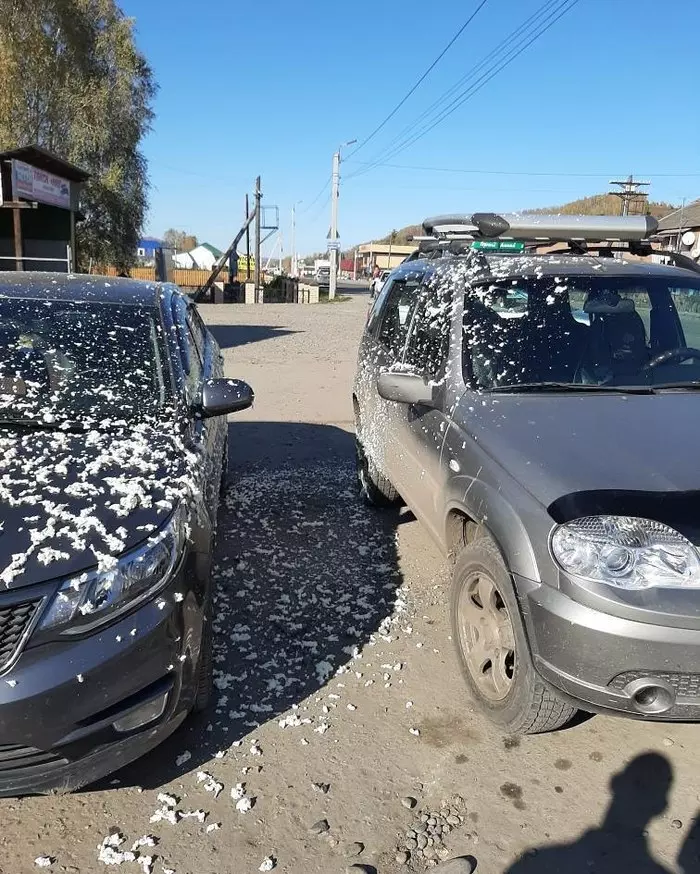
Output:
[
  {"xmin": 13, "ymin": 206, "xmax": 23, "ymax": 271},
  {"xmin": 677, "ymin": 198, "xmax": 687, "ymax": 252},
  {"xmin": 353, "ymin": 248, "xmax": 357, "ymax": 281},
  {"xmin": 245, "ymin": 194, "xmax": 251, "ymax": 280},
  {"xmin": 329, "ymin": 150, "xmax": 340, "ymax": 300},
  {"xmin": 291, "ymin": 204, "xmax": 297, "ymax": 278},
  {"xmin": 254, "ymin": 176, "xmax": 261, "ymax": 303}
]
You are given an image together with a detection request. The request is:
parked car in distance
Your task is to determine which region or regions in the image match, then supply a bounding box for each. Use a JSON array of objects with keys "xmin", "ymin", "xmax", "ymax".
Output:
[
  {"xmin": 0, "ymin": 273, "xmax": 253, "ymax": 794},
  {"xmin": 354, "ymin": 213, "xmax": 700, "ymax": 734}
]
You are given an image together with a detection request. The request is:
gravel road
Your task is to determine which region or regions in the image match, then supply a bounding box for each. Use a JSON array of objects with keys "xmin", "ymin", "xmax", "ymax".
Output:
[{"xmin": 4, "ymin": 284, "xmax": 700, "ymax": 874}]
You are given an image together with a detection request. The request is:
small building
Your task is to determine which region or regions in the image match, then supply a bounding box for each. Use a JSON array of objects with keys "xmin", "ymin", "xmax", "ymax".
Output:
[
  {"xmin": 357, "ymin": 242, "xmax": 415, "ymax": 274},
  {"xmin": 173, "ymin": 250, "xmax": 195, "ymax": 269},
  {"xmin": 190, "ymin": 243, "xmax": 224, "ymax": 270},
  {"xmin": 656, "ymin": 201, "xmax": 700, "ymax": 260},
  {"xmin": 136, "ymin": 236, "xmax": 165, "ymax": 264},
  {"xmin": 0, "ymin": 145, "xmax": 89, "ymax": 272}
]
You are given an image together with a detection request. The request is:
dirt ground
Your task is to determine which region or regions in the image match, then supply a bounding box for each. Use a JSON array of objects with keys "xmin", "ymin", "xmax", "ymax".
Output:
[{"xmin": 4, "ymin": 284, "xmax": 700, "ymax": 874}]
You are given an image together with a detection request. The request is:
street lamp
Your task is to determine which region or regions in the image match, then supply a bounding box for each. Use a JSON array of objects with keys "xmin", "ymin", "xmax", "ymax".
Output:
[{"xmin": 329, "ymin": 139, "xmax": 357, "ymax": 299}]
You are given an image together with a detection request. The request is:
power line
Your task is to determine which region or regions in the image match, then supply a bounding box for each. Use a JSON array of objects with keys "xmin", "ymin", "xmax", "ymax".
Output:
[
  {"xmin": 348, "ymin": 0, "xmax": 582, "ymax": 181},
  {"xmin": 351, "ymin": 0, "xmax": 561, "ymax": 172},
  {"xmin": 345, "ymin": 161, "xmax": 700, "ymax": 178},
  {"xmin": 299, "ymin": 177, "xmax": 331, "ymax": 215},
  {"xmin": 347, "ymin": 0, "xmax": 489, "ymax": 159}
]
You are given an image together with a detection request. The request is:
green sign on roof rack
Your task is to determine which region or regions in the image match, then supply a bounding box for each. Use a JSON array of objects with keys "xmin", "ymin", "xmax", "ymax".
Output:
[{"xmin": 471, "ymin": 240, "xmax": 525, "ymax": 252}]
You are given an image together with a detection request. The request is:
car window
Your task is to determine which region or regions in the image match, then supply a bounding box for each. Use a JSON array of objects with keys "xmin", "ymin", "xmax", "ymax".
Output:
[
  {"xmin": 367, "ymin": 276, "xmax": 395, "ymax": 333},
  {"xmin": 376, "ymin": 277, "xmax": 423, "ymax": 359},
  {"xmin": 187, "ymin": 306, "xmax": 207, "ymax": 360},
  {"xmin": 172, "ymin": 295, "xmax": 203, "ymax": 402},
  {"xmin": 404, "ymin": 279, "xmax": 453, "ymax": 380}
]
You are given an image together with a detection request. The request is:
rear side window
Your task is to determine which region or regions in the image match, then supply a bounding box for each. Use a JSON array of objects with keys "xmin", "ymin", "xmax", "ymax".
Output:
[{"xmin": 376, "ymin": 276, "xmax": 424, "ymax": 358}]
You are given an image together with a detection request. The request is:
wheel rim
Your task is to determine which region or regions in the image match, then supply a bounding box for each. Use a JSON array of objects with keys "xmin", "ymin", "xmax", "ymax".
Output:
[{"xmin": 457, "ymin": 571, "xmax": 516, "ymax": 702}]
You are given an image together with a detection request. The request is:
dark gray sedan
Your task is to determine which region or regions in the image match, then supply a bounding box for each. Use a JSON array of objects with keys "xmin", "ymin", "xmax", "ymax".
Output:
[
  {"xmin": 0, "ymin": 273, "xmax": 252, "ymax": 793},
  {"xmin": 354, "ymin": 251, "xmax": 700, "ymax": 733}
]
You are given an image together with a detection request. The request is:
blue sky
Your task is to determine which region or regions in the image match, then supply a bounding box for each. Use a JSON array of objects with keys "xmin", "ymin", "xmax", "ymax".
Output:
[{"xmin": 121, "ymin": 0, "xmax": 700, "ymax": 257}]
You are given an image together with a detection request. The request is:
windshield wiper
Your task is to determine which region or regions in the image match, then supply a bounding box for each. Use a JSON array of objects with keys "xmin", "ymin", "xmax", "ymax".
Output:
[
  {"xmin": 489, "ymin": 382, "xmax": 657, "ymax": 394},
  {"xmin": 653, "ymin": 381, "xmax": 700, "ymax": 391}
]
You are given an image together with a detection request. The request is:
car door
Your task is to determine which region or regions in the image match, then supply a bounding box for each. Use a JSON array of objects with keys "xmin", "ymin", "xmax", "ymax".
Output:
[
  {"xmin": 356, "ymin": 271, "xmax": 425, "ymax": 478},
  {"xmin": 393, "ymin": 276, "xmax": 457, "ymax": 541}
]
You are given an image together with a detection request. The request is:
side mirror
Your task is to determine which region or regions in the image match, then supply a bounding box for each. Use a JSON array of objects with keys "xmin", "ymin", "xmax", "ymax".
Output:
[
  {"xmin": 377, "ymin": 371, "xmax": 434, "ymax": 406},
  {"xmin": 199, "ymin": 378, "xmax": 254, "ymax": 418}
]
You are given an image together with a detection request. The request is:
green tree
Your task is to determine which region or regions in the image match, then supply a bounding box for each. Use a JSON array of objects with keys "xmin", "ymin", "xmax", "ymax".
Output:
[
  {"xmin": 163, "ymin": 229, "xmax": 198, "ymax": 252},
  {"xmin": 0, "ymin": 0, "xmax": 156, "ymax": 270}
]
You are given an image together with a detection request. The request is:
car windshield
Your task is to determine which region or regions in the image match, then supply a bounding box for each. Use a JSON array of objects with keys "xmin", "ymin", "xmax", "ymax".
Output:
[
  {"xmin": 0, "ymin": 298, "xmax": 170, "ymax": 425},
  {"xmin": 464, "ymin": 273, "xmax": 700, "ymax": 391}
]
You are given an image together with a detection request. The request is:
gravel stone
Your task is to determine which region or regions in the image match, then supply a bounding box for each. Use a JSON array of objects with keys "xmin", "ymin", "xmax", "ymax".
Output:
[
  {"xmin": 309, "ymin": 819, "xmax": 330, "ymax": 835},
  {"xmin": 452, "ymin": 795, "xmax": 465, "ymax": 807},
  {"xmin": 402, "ymin": 796, "xmax": 418, "ymax": 809},
  {"xmin": 415, "ymin": 824, "xmax": 427, "ymax": 835},
  {"xmin": 417, "ymin": 835, "xmax": 428, "ymax": 850},
  {"xmin": 405, "ymin": 839, "xmax": 418, "ymax": 851},
  {"xmin": 446, "ymin": 814, "xmax": 461, "ymax": 826},
  {"xmin": 434, "ymin": 857, "xmax": 477, "ymax": 874},
  {"xmin": 428, "ymin": 817, "xmax": 437, "ymax": 826},
  {"xmin": 396, "ymin": 851, "xmax": 411, "ymax": 865},
  {"xmin": 345, "ymin": 842, "xmax": 364, "ymax": 857}
]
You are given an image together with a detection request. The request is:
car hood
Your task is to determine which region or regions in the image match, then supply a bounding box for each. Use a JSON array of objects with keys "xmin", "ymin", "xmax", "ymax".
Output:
[
  {"xmin": 0, "ymin": 420, "xmax": 197, "ymax": 590},
  {"xmin": 453, "ymin": 392, "xmax": 700, "ymax": 511}
]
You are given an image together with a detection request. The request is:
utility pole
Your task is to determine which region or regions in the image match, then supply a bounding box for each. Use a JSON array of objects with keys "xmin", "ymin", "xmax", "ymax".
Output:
[
  {"xmin": 328, "ymin": 138, "xmax": 356, "ymax": 300},
  {"xmin": 254, "ymin": 176, "xmax": 262, "ymax": 303},
  {"xmin": 609, "ymin": 175, "xmax": 650, "ymax": 217},
  {"xmin": 353, "ymin": 248, "xmax": 357, "ymax": 281},
  {"xmin": 245, "ymin": 194, "xmax": 251, "ymax": 280},
  {"xmin": 676, "ymin": 197, "xmax": 687, "ymax": 252},
  {"xmin": 291, "ymin": 200, "xmax": 302, "ymax": 277}
]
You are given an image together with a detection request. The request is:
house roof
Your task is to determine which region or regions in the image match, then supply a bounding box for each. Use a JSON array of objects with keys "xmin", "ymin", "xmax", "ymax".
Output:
[
  {"xmin": 657, "ymin": 201, "xmax": 700, "ymax": 232},
  {"xmin": 0, "ymin": 145, "xmax": 90, "ymax": 182},
  {"xmin": 198, "ymin": 242, "xmax": 223, "ymax": 257}
]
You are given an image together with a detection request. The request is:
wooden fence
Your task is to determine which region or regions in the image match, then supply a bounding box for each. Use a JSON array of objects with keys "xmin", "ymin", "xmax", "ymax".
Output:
[{"xmin": 99, "ymin": 267, "xmax": 255, "ymax": 287}]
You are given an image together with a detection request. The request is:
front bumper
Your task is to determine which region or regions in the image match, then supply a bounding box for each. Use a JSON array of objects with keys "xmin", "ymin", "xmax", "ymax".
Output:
[
  {"xmin": 518, "ymin": 574, "xmax": 700, "ymax": 720},
  {"xmin": 0, "ymin": 563, "xmax": 204, "ymax": 796}
]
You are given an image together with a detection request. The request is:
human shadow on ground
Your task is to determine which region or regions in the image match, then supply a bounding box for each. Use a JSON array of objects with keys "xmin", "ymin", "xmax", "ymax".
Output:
[
  {"xmin": 109, "ymin": 421, "xmax": 404, "ymax": 789},
  {"xmin": 505, "ymin": 752, "xmax": 693, "ymax": 874},
  {"xmin": 208, "ymin": 324, "xmax": 299, "ymax": 350}
]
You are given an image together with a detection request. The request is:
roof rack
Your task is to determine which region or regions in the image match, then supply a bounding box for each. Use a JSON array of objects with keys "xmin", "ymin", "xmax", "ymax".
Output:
[
  {"xmin": 404, "ymin": 212, "xmax": 700, "ymax": 276},
  {"xmin": 421, "ymin": 212, "xmax": 659, "ymax": 243}
]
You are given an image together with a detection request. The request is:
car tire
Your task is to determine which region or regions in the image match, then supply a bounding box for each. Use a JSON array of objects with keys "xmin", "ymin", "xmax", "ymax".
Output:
[
  {"xmin": 193, "ymin": 594, "xmax": 214, "ymax": 713},
  {"xmin": 355, "ymin": 436, "xmax": 400, "ymax": 507},
  {"xmin": 451, "ymin": 536, "xmax": 576, "ymax": 734}
]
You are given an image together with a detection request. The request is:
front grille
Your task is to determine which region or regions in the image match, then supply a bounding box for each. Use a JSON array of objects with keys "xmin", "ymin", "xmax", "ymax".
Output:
[
  {"xmin": 610, "ymin": 671, "xmax": 700, "ymax": 699},
  {"xmin": 0, "ymin": 600, "xmax": 40, "ymax": 672},
  {"xmin": 0, "ymin": 744, "xmax": 66, "ymax": 773}
]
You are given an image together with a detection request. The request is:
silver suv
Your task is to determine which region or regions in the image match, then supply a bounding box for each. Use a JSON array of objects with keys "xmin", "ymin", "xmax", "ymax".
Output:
[{"xmin": 354, "ymin": 212, "xmax": 700, "ymax": 733}]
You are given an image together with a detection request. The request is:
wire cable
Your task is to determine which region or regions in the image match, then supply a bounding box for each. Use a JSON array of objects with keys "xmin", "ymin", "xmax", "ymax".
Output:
[
  {"xmin": 347, "ymin": 0, "xmax": 489, "ymax": 159},
  {"xmin": 350, "ymin": 0, "xmax": 561, "ymax": 172},
  {"xmin": 348, "ymin": 0, "xmax": 581, "ymax": 180},
  {"xmin": 299, "ymin": 177, "xmax": 331, "ymax": 215}
]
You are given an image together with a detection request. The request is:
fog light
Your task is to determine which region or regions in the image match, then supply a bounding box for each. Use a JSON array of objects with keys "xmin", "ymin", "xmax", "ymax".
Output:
[{"xmin": 113, "ymin": 692, "xmax": 168, "ymax": 733}]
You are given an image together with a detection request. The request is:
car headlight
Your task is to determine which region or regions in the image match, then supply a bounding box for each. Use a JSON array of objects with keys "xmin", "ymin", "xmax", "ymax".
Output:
[
  {"xmin": 39, "ymin": 505, "xmax": 188, "ymax": 633},
  {"xmin": 550, "ymin": 516, "xmax": 700, "ymax": 590}
]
